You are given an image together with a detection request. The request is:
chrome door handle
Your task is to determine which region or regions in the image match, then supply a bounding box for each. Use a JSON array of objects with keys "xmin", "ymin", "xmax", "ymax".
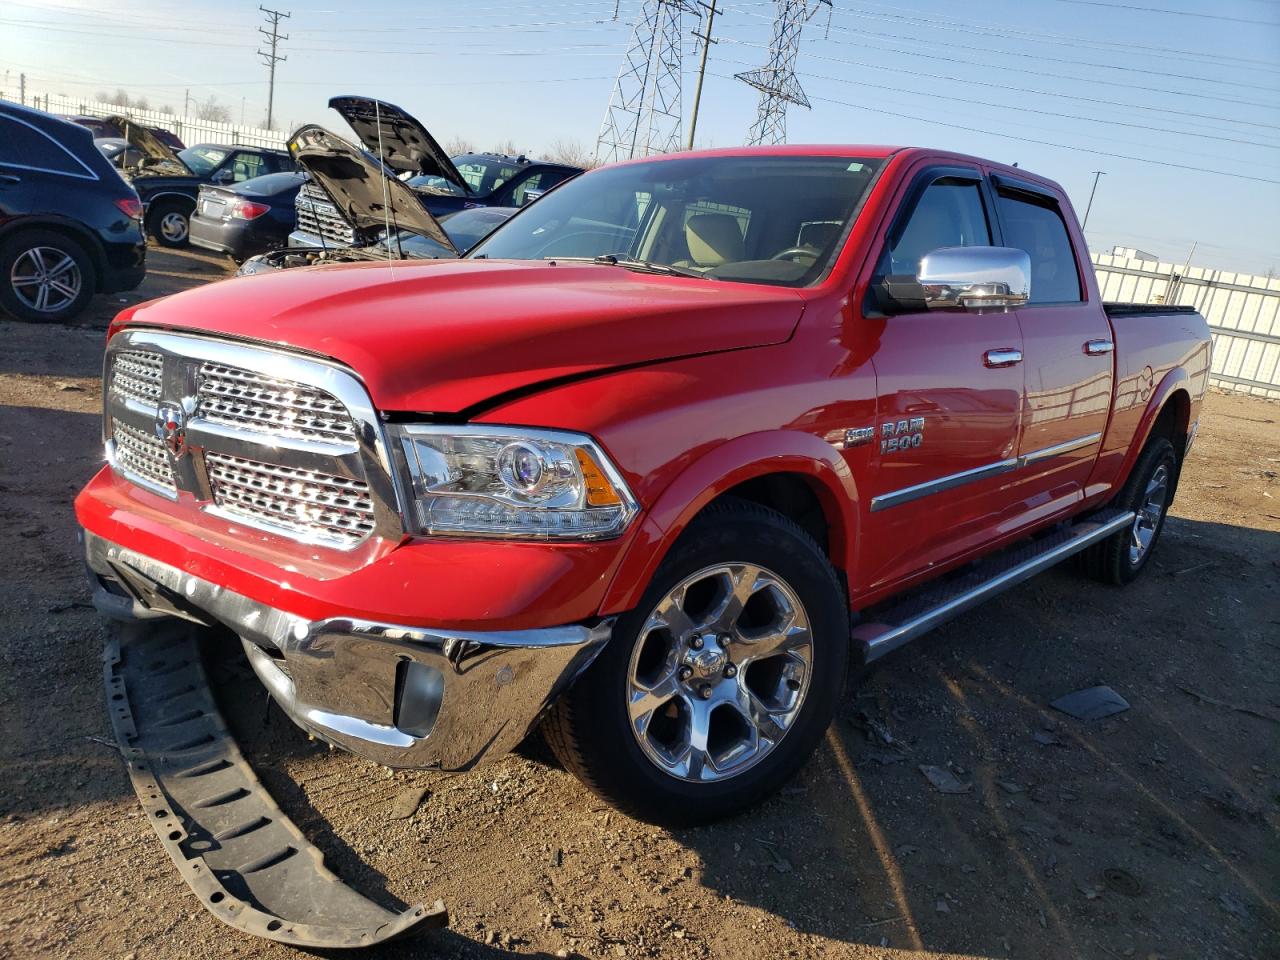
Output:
[
  {"xmin": 1084, "ymin": 339, "xmax": 1114, "ymax": 355},
  {"xmin": 983, "ymin": 348, "xmax": 1023, "ymax": 368}
]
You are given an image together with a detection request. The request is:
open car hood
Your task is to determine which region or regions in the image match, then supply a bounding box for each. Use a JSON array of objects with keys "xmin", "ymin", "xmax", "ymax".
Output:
[
  {"xmin": 288, "ymin": 124, "xmax": 458, "ymax": 255},
  {"xmin": 107, "ymin": 115, "xmax": 190, "ymax": 176},
  {"xmin": 327, "ymin": 95, "xmax": 469, "ymax": 195}
]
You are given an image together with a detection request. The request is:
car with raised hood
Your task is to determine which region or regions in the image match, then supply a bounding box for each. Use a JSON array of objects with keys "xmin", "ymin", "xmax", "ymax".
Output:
[
  {"xmin": 77, "ymin": 144, "xmax": 1209, "ymax": 943},
  {"xmin": 288, "ymin": 95, "xmax": 581, "ymax": 249},
  {"xmin": 106, "ymin": 117, "xmax": 292, "ymax": 248},
  {"xmin": 61, "ymin": 114, "xmax": 185, "ymax": 150},
  {"xmin": 0, "ymin": 101, "xmax": 146, "ymax": 323}
]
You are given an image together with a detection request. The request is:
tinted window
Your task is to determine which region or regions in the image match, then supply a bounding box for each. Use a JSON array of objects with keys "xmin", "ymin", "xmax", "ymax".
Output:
[
  {"xmin": 0, "ymin": 116, "xmax": 91, "ymax": 176},
  {"xmin": 996, "ymin": 192, "xmax": 1081, "ymax": 303},
  {"xmin": 229, "ymin": 152, "xmax": 269, "ymax": 182},
  {"xmin": 880, "ymin": 180, "xmax": 991, "ymax": 276}
]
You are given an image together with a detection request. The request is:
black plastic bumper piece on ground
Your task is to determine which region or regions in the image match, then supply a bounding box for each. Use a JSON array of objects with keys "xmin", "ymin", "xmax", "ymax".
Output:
[{"xmin": 103, "ymin": 620, "xmax": 448, "ymax": 948}]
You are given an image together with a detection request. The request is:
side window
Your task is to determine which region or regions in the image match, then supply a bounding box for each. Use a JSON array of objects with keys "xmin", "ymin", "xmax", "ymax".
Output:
[
  {"xmin": 995, "ymin": 192, "xmax": 1082, "ymax": 303},
  {"xmin": 229, "ymin": 152, "xmax": 267, "ymax": 183},
  {"xmin": 0, "ymin": 116, "xmax": 91, "ymax": 177},
  {"xmin": 879, "ymin": 180, "xmax": 991, "ymax": 277},
  {"xmin": 506, "ymin": 171, "xmax": 544, "ymax": 207}
]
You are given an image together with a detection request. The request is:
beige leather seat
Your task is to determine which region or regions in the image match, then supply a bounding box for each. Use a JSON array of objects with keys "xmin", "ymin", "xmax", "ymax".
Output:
[{"xmin": 684, "ymin": 213, "xmax": 745, "ymax": 267}]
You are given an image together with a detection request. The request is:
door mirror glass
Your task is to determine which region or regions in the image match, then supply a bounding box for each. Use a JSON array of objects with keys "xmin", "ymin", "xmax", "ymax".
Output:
[{"xmin": 917, "ymin": 245, "xmax": 1031, "ymax": 310}]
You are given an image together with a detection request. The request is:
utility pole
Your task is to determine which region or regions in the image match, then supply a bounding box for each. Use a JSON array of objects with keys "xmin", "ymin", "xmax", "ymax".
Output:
[
  {"xmin": 19, "ymin": 72, "xmax": 25, "ymax": 105},
  {"xmin": 1082, "ymin": 170, "xmax": 1105, "ymax": 231},
  {"xmin": 686, "ymin": 0, "xmax": 719, "ymax": 150},
  {"xmin": 258, "ymin": 6, "xmax": 290, "ymax": 130},
  {"xmin": 184, "ymin": 89, "xmax": 191, "ymax": 116}
]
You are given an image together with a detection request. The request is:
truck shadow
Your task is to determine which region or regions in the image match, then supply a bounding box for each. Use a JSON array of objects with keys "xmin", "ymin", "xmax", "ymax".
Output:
[{"xmin": 668, "ymin": 516, "xmax": 1280, "ymax": 957}]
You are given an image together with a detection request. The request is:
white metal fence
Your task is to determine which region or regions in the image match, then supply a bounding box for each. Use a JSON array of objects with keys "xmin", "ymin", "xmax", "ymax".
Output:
[
  {"xmin": 0, "ymin": 86, "xmax": 288, "ymax": 151},
  {"xmin": 1092, "ymin": 250, "xmax": 1280, "ymax": 400}
]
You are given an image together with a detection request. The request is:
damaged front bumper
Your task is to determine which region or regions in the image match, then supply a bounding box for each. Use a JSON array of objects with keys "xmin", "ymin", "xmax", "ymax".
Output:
[{"xmin": 85, "ymin": 531, "xmax": 612, "ymax": 771}]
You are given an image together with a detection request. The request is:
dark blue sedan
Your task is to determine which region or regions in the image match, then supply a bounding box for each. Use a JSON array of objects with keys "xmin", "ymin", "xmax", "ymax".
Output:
[{"xmin": 189, "ymin": 171, "xmax": 305, "ymax": 263}]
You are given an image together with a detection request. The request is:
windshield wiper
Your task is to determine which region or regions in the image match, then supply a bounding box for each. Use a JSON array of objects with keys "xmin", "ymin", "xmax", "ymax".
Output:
[{"xmin": 545, "ymin": 254, "xmax": 708, "ymax": 279}]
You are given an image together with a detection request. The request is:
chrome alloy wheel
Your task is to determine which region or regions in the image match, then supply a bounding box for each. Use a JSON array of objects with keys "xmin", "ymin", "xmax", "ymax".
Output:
[
  {"xmin": 9, "ymin": 246, "xmax": 82, "ymax": 314},
  {"xmin": 159, "ymin": 210, "xmax": 189, "ymax": 243},
  {"xmin": 625, "ymin": 563, "xmax": 813, "ymax": 783},
  {"xmin": 1129, "ymin": 463, "xmax": 1170, "ymax": 565}
]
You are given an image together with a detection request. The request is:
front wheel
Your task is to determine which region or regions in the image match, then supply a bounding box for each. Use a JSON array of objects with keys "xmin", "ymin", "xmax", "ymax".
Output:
[
  {"xmin": 544, "ymin": 499, "xmax": 849, "ymax": 826},
  {"xmin": 149, "ymin": 200, "xmax": 192, "ymax": 248}
]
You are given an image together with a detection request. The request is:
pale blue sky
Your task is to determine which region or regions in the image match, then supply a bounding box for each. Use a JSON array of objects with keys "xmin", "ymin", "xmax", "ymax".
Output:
[{"xmin": 2, "ymin": 0, "xmax": 1278, "ymax": 273}]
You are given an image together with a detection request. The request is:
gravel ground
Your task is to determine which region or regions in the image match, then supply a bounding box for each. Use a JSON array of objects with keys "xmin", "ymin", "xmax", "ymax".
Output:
[{"xmin": 1, "ymin": 247, "xmax": 1277, "ymax": 959}]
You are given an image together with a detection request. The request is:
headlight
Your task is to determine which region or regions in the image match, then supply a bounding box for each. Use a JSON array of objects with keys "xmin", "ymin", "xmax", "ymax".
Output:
[{"xmin": 388, "ymin": 424, "xmax": 638, "ymax": 540}]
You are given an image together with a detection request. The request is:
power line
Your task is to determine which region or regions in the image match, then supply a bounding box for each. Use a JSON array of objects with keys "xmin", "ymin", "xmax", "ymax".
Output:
[
  {"xmin": 1050, "ymin": 0, "xmax": 1280, "ymax": 26},
  {"xmin": 257, "ymin": 6, "xmax": 290, "ymax": 131}
]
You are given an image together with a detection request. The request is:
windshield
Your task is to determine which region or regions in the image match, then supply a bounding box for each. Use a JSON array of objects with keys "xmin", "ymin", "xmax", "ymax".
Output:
[
  {"xmin": 468, "ymin": 155, "xmax": 881, "ymax": 287},
  {"xmin": 178, "ymin": 146, "xmax": 230, "ymax": 176}
]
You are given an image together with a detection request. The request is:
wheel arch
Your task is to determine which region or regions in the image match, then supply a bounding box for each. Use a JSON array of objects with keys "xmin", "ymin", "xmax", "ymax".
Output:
[
  {"xmin": 1116, "ymin": 368, "xmax": 1193, "ymax": 493},
  {"xmin": 599, "ymin": 430, "xmax": 859, "ymax": 615}
]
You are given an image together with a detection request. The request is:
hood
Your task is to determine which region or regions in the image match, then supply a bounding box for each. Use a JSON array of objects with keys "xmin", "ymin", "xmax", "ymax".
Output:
[
  {"xmin": 288, "ymin": 124, "xmax": 458, "ymax": 255},
  {"xmin": 118, "ymin": 259, "xmax": 805, "ymax": 413},
  {"xmin": 327, "ymin": 95, "xmax": 469, "ymax": 195},
  {"xmin": 107, "ymin": 115, "xmax": 189, "ymax": 176}
]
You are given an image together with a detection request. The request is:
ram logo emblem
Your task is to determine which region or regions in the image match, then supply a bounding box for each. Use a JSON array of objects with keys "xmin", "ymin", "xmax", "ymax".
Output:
[{"xmin": 881, "ymin": 417, "xmax": 925, "ymax": 454}]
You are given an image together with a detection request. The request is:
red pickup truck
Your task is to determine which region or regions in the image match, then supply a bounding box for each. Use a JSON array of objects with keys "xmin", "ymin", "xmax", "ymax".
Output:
[{"xmin": 78, "ymin": 145, "xmax": 1210, "ymax": 834}]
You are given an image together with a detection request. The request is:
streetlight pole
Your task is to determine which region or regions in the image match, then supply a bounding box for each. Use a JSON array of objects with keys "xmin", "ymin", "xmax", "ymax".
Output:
[{"xmin": 1082, "ymin": 170, "xmax": 1105, "ymax": 231}]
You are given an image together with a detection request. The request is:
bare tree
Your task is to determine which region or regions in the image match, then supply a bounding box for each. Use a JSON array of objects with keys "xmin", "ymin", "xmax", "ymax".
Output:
[
  {"xmin": 490, "ymin": 138, "xmax": 523, "ymax": 158},
  {"xmin": 444, "ymin": 136, "xmax": 475, "ymax": 156},
  {"xmin": 192, "ymin": 96, "xmax": 232, "ymax": 123},
  {"xmin": 545, "ymin": 138, "xmax": 598, "ymax": 169}
]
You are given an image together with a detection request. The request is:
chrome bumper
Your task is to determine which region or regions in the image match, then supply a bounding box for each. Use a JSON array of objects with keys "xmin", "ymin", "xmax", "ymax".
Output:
[{"xmin": 84, "ymin": 531, "xmax": 612, "ymax": 771}]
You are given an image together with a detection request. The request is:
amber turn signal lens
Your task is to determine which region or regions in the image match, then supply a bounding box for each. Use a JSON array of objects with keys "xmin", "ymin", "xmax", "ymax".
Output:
[{"xmin": 575, "ymin": 449, "xmax": 622, "ymax": 507}]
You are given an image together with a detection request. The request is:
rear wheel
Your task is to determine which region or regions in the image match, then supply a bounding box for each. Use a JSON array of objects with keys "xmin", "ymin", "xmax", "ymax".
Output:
[
  {"xmin": 149, "ymin": 199, "xmax": 192, "ymax": 248},
  {"xmin": 0, "ymin": 229, "xmax": 95, "ymax": 323},
  {"xmin": 544, "ymin": 499, "xmax": 849, "ymax": 826},
  {"xmin": 1080, "ymin": 436, "xmax": 1178, "ymax": 585}
]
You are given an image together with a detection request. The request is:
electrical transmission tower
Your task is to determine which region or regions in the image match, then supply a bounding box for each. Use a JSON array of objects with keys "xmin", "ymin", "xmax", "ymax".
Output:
[
  {"xmin": 735, "ymin": 0, "xmax": 830, "ymax": 146},
  {"xmin": 596, "ymin": 0, "xmax": 696, "ymax": 165},
  {"xmin": 258, "ymin": 6, "xmax": 290, "ymax": 130}
]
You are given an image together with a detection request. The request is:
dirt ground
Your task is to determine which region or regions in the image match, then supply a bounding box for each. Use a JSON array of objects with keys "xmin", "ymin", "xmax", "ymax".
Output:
[{"xmin": 0, "ymin": 247, "xmax": 1277, "ymax": 960}]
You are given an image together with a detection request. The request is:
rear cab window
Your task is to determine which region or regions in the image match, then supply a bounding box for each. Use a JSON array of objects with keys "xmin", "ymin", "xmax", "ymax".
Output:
[{"xmin": 993, "ymin": 185, "xmax": 1082, "ymax": 303}]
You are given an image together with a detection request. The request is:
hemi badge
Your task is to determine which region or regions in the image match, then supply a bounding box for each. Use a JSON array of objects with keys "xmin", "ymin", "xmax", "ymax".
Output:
[{"xmin": 844, "ymin": 426, "xmax": 875, "ymax": 448}]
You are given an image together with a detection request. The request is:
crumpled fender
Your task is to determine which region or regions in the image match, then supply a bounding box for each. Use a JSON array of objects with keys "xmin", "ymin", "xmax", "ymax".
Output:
[{"xmin": 598, "ymin": 429, "xmax": 859, "ymax": 615}]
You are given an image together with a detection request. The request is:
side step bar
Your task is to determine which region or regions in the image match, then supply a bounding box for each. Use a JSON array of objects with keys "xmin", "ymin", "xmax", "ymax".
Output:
[
  {"xmin": 104, "ymin": 620, "xmax": 448, "ymax": 949},
  {"xmin": 854, "ymin": 508, "xmax": 1135, "ymax": 663}
]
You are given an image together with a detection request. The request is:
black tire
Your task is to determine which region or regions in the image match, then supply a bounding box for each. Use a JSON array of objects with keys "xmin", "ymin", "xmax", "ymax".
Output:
[
  {"xmin": 1079, "ymin": 436, "xmax": 1178, "ymax": 586},
  {"xmin": 0, "ymin": 229, "xmax": 96, "ymax": 323},
  {"xmin": 544, "ymin": 498, "xmax": 849, "ymax": 827},
  {"xmin": 148, "ymin": 199, "xmax": 192, "ymax": 248}
]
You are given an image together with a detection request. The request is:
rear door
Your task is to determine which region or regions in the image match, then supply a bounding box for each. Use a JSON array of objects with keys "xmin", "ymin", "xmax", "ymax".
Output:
[
  {"xmin": 992, "ymin": 175, "xmax": 1114, "ymax": 503},
  {"xmin": 857, "ymin": 164, "xmax": 1026, "ymax": 593},
  {"xmin": 0, "ymin": 114, "xmax": 47, "ymax": 220}
]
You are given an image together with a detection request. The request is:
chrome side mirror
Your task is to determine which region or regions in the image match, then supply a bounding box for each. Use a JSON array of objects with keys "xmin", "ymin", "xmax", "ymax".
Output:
[{"xmin": 917, "ymin": 246, "xmax": 1030, "ymax": 310}]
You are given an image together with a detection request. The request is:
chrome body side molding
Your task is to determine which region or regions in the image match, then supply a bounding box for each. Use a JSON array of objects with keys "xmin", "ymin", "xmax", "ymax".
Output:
[{"xmin": 870, "ymin": 433, "xmax": 1103, "ymax": 512}]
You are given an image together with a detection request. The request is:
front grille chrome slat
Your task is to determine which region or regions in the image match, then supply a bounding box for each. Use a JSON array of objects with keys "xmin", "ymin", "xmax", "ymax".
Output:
[
  {"xmin": 104, "ymin": 333, "xmax": 392, "ymax": 551},
  {"xmin": 295, "ymin": 182, "xmax": 356, "ymax": 246},
  {"xmin": 111, "ymin": 418, "xmax": 176, "ymax": 495},
  {"xmin": 196, "ymin": 363, "xmax": 356, "ymax": 444},
  {"xmin": 204, "ymin": 451, "xmax": 375, "ymax": 547}
]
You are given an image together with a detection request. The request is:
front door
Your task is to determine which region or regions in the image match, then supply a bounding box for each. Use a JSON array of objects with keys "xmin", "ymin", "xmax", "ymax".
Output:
[{"xmin": 856, "ymin": 166, "xmax": 1026, "ymax": 594}]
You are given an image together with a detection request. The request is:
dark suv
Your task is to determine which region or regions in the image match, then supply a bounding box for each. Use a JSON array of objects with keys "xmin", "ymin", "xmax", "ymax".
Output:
[{"xmin": 0, "ymin": 102, "xmax": 146, "ymax": 323}]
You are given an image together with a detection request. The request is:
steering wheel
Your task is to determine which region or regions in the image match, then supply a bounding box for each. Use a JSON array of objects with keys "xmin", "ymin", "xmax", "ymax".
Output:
[{"xmin": 770, "ymin": 246, "xmax": 819, "ymax": 262}]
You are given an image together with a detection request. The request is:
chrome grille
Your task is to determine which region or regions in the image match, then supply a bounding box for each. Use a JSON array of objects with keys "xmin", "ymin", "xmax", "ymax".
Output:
[
  {"xmin": 295, "ymin": 182, "xmax": 356, "ymax": 246},
  {"xmin": 204, "ymin": 451, "xmax": 375, "ymax": 546},
  {"xmin": 110, "ymin": 350, "xmax": 164, "ymax": 404},
  {"xmin": 111, "ymin": 417, "xmax": 175, "ymax": 492},
  {"xmin": 196, "ymin": 363, "xmax": 355, "ymax": 443}
]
